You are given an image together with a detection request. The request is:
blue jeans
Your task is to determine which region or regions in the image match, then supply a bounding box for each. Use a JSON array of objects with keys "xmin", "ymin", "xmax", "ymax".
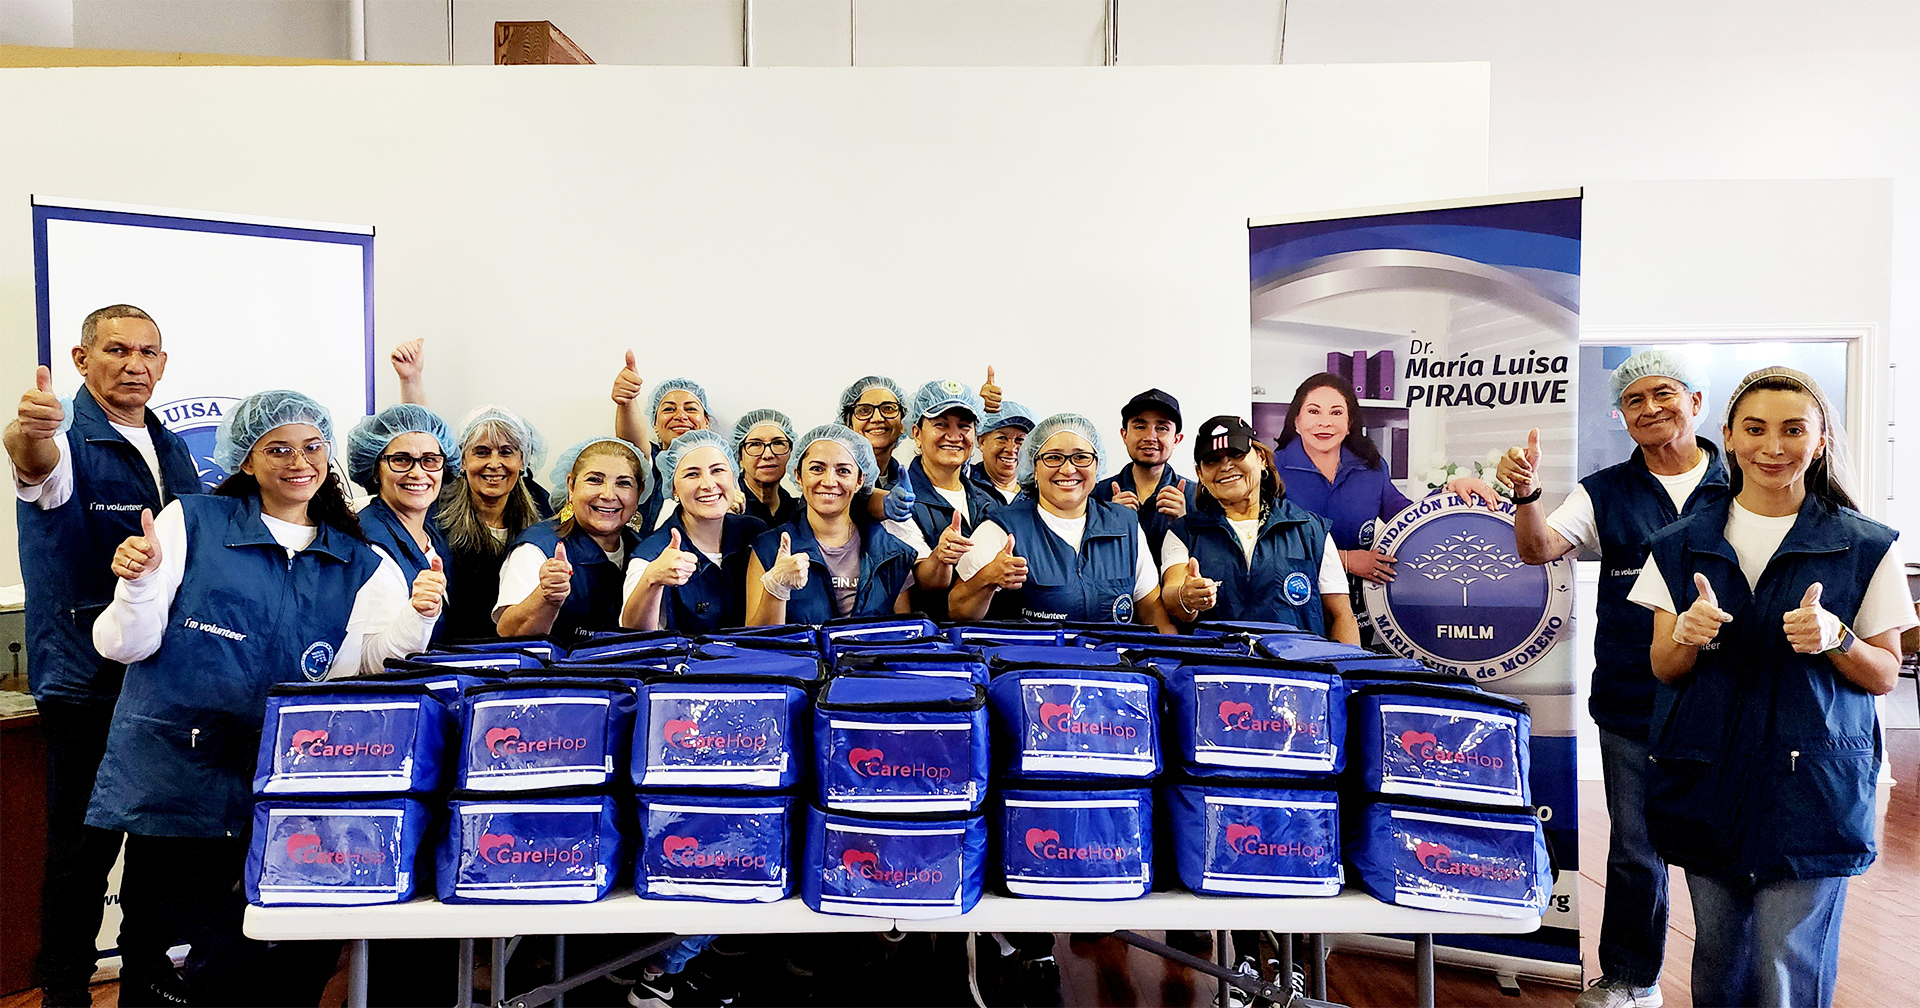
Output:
[
  {"xmin": 1687, "ymin": 872, "xmax": 1848, "ymax": 1008},
  {"xmin": 1597, "ymin": 728, "xmax": 1668, "ymax": 987}
]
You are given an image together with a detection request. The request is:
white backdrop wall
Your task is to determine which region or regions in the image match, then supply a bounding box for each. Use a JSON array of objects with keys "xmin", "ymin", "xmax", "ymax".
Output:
[{"xmin": 0, "ymin": 62, "xmax": 1490, "ymax": 583}]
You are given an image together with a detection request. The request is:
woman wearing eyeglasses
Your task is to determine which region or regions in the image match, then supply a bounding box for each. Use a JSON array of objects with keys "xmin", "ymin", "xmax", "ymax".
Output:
[
  {"xmin": 348, "ymin": 405, "xmax": 460, "ymax": 642},
  {"xmin": 951, "ymin": 413, "xmax": 1174, "ymax": 631},
  {"xmin": 838, "ymin": 376, "xmax": 910, "ymax": 491},
  {"xmin": 732, "ymin": 409, "xmax": 801, "ymax": 528}
]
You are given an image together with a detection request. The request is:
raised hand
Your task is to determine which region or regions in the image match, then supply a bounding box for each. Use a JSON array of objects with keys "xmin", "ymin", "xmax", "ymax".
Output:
[
  {"xmin": 1497, "ymin": 428, "xmax": 1542, "ymax": 497},
  {"xmin": 111, "ymin": 507, "xmax": 161, "ymax": 581},
  {"xmin": 538, "ymin": 543, "xmax": 573, "ymax": 607},
  {"xmin": 981, "ymin": 366, "xmax": 1003, "ymax": 414},
  {"xmin": 1155, "ymin": 479, "xmax": 1189, "ymax": 518},
  {"xmin": 979, "ymin": 534, "xmax": 1027, "ymax": 590},
  {"xmin": 763, "ymin": 531, "xmax": 812, "ymax": 595},
  {"xmin": 1673, "ymin": 572, "xmax": 1733, "ymax": 646},
  {"xmin": 1178, "ymin": 558, "xmax": 1218, "ymax": 616},
  {"xmin": 881, "ymin": 482, "xmax": 918, "ymax": 522},
  {"xmin": 932, "ymin": 510, "xmax": 972, "ymax": 566},
  {"xmin": 17, "ymin": 366, "xmax": 63, "ymax": 440},
  {"xmin": 646, "ymin": 528, "xmax": 699, "ymax": 588},
  {"xmin": 612, "ymin": 349, "xmax": 643, "ymax": 406},
  {"xmin": 411, "ymin": 554, "xmax": 447, "ymax": 617},
  {"xmin": 389, "ymin": 339, "xmax": 425, "ymax": 384},
  {"xmin": 1109, "ymin": 488, "xmax": 1140, "ymax": 510},
  {"xmin": 1342, "ymin": 548, "xmax": 1397, "ymax": 584},
  {"xmin": 1783, "ymin": 582, "xmax": 1845, "ymax": 654}
]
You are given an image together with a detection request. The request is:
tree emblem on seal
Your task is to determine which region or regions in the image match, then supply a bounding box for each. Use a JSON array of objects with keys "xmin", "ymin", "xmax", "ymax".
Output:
[{"xmin": 1407, "ymin": 532, "xmax": 1524, "ymax": 606}]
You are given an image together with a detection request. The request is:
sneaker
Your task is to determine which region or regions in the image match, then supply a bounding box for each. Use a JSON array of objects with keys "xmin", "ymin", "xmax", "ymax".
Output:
[
  {"xmin": 628, "ymin": 971, "xmax": 733, "ymax": 1008},
  {"xmin": 1019, "ymin": 954, "xmax": 1062, "ymax": 1008},
  {"xmin": 1223, "ymin": 957, "xmax": 1263, "ymax": 1008},
  {"xmin": 1574, "ymin": 978, "xmax": 1664, "ymax": 1008}
]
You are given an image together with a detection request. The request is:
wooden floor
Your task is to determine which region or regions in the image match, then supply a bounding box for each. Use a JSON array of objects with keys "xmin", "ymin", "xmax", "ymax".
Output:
[{"xmin": 9, "ymin": 730, "xmax": 1916, "ymax": 1008}]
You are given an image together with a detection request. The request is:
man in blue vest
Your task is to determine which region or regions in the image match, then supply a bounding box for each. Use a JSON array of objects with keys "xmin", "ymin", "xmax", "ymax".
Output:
[
  {"xmin": 1499, "ymin": 350, "xmax": 1728, "ymax": 1008},
  {"xmin": 7, "ymin": 305, "xmax": 202, "ymax": 1008},
  {"xmin": 1096, "ymin": 388, "xmax": 1199, "ymax": 566}
]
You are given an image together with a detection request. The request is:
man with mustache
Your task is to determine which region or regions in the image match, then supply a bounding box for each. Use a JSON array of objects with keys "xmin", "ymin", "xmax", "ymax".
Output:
[
  {"xmin": 6, "ymin": 305, "xmax": 202, "ymax": 1007},
  {"xmin": 1498, "ymin": 350, "xmax": 1727, "ymax": 1008}
]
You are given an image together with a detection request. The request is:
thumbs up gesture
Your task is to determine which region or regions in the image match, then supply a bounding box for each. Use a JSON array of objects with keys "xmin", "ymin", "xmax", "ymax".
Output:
[
  {"xmin": 1673, "ymin": 572, "xmax": 1733, "ymax": 646},
  {"xmin": 981, "ymin": 366, "xmax": 1003, "ymax": 414},
  {"xmin": 111, "ymin": 507, "xmax": 162, "ymax": 581},
  {"xmin": 645, "ymin": 528, "xmax": 699, "ymax": 588},
  {"xmin": 880, "ymin": 481, "xmax": 917, "ymax": 522},
  {"xmin": 611, "ymin": 349, "xmax": 644, "ymax": 406},
  {"xmin": 1154, "ymin": 478, "xmax": 1190, "ymax": 518},
  {"xmin": 1497, "ymin": 428, "xmax": 1542, "ymax": 497},
  {"xmin": 1177, "ymin": 558, "xmax": 1218, "ymax": 616},
  {"xmin": 1783, "ymin": 582, "xmax": 1845, "ymax": 654},
  {"xmin": 981, "ymin": 533, "xmax": 1028, "ymax": 590},
  {"xmin": 762, "ymin": 531, "xmax": 812, "ymax": 599},
  {"xmin": 932, "ymin": 509, "xmax": 973, "ymax": 566},
  {"xmin": 16, "ymin": 365, "xmax": 64, "ymax": 440},
  {"xmin": 410, "ymin": 553, "xmax": 447, "ymax": 618},
  {"xmin": 537, "ymin": 543, "xmax": 574, "ymax": 607}
]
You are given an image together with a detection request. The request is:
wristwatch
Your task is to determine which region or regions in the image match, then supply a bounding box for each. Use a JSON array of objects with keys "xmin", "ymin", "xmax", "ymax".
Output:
[{"xmin": 1823, "ymin": 626, "xmax": 1856, "ymax": 656}]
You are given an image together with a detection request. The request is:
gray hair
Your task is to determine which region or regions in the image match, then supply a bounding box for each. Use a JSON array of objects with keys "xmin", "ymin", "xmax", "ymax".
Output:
[{"xmin": 80, "ymin": 305, "xmax": 158, "ymax": 349}]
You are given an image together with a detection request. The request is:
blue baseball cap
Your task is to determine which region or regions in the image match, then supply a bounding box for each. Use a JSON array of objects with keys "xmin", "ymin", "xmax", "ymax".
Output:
[{"xmin": 908, "ymin": 379, "xmax": 984, "ymax": 424}]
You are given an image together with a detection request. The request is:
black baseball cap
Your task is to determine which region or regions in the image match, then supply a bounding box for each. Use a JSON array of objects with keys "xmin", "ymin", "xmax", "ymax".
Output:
[
  {"xmin": 1120, "ymin": 389, "xmax": 1182, "ymax": 429},
  {"xmin": 1193, "ymin": 415, "xmax": 1257, "ymax": 464}
]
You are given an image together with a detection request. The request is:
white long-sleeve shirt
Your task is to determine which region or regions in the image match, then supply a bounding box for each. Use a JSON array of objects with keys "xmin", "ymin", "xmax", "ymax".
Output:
[{"xmin": 92, "ymin": 500, "xmax": 434, "ymax": 677}]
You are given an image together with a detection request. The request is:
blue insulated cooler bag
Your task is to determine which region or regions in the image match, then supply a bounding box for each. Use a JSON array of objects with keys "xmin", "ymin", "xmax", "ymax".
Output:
[
  {"xmin": 637, "ymin": 792, "xmax": 796, "ymax": 902},
  {"xmin": 814, "ymin": 676, "xmax": 988, "ymax": 813},
  {"xmin": 837, "ymin": 650, "xmax": 991, "ymax": 685},
  {"xmin": 986, "ymin": 646, "xmax": 1128, "ymax": 673},
  {"xmin": 947, "ymin": 622, "xmax": 1066, "ymax": 648},
  {"xmin": 1253, "ymin": 635, "xmax": 1374, "ymax": 663},
  {"xmin": 801, "ymin": 806, "xmax": 986, "ymax": 918},
  {"xmin": 1195, "ymin": 620, "xmax": 1315, "ymax": 637},
  {"xmin": 694, "ymin": 639, "xmax": 821, "ymax": 662},
  {"xmin": 1166, "ymin": 778, "xmax": 1341, "ymax": 896},
  {"xmin": 246, "ymin": 797, "xmax": 428, "ymax": 906},
  {"xmin": 364, "ymin": 666, "xmax": 502, "ymax": 712},
  {"xmin": 635, "ymin": 676, "xmax": 809, "ymax": 790},
  {"xmin": 986, "ymin": 666, "xmax": 1160, "ymax": 779},
  {"xmin": 817, "ymin": 614, "xmax": 940, "ymax": 646},
  {"xmin": 827, "ymin": 637, "xmax": 961, "ymax": 672},
  {"xmin": 705, "ymin": 624, "xmax": 821, "ymax": 645},
  {"xmin": 1347, "ymin": 796, "xmax": 1550, "ymax": 918},
  {"xmin": 256, "ymin": 682, "xmax": 452, "ymax": 796},
  {"xmin": 437, "ymin": 787, "xmax": 626, "ymax": 903},
  {"xmin": 440, "ymin": 638, "xmax": 568, "ymax": 662},
  {"xmin": 1167, "ymin": 659, "xmax": 1344, "ymax": 777},
  {"xmin": 684, "ymin": 650, "xmax": 826, "ymax": 682},
  {"xmin": 458, "ymin": 680, "xmax": 636, "ymax": 792},
  {"xmin": 1351, "ymin": 683, "xmax": 1531, "ymax": 806},
  {"xmin": 997, "ymin": 784, "xmax": 1152, "ymax": 900},
  {"xmin": 403, "ymin": 650, "xmax": 547, "ymax": 671}
]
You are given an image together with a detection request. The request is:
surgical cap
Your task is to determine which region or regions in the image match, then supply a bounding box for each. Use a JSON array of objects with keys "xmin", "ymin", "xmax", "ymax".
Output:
[
  {"xmin": 908, "ymin": 379, "xmax": 984, "ymax": 425},
  {"xmin": 790, "ymin": 424, "xmax": 880, "ymax": 486},
  {"xmin": 346, "ymin": 404, "xmax": 459, "ymax": 494},
  {"xmin": 457, "ymin": 404, "xmax": 547, "ymax": 474},
  {"xmin": 548, "ymin": 437, "xmax": 651, "ymax": 512},
  {"xmin": 979, "ymin": 400, "xmax": 1036, "ymax": 436},
  {"xmin": 837, "ymin": 376, "xmax": 910, "ymax": 447},
  {"xmin": 648, "ymin": 379, "xmax": 711, "ymax": 426},
  {"xmin": 731, "ymin": 408, "xmax": 795, "ymax": 458},
  {"xmin": 656, "ymin": 430, "xmax": 739, "ymax": 493},
  {"xmin": 1017, "ymin": 413, "xmax": 1105, "ymax": 485},
  {"xmin": 212, "ymin": 390, "xmax": 335, "ymax": 473},
  {"xmin": 1610, "ymin": 349, "xmax": 1705, "ymax": 403}
]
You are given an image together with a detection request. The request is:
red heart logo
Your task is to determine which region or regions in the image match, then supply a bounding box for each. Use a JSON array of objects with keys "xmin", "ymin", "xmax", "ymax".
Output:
[
  {"xmin": 1038, "ymin": 702, "xmax": 1074, "ymax": 731},
  {"xmin": 484, "ymin": 726, "xmax": 521, "ymax": 757},
  {"xmin": 841, "ymin": 849, "xmax": 879, "ymax": 874},
  {"xmin": 285, "ymin": 832, "xmax": 322, "ymax": 858},
  {"xmin": 478, "ymin": 833, "xmax": 517, "ymax": 864},
  {"xmin": 1398, "ymin": 730, "xmax": 1438, "ymax": 756},
  {"xmin": 1224, "ymin": 823, "xmax": 1261, "ymax": 853},
  {"xmin": 1025, "ymin": 828, "xmax": 1060, "ymax": 856},
  {"xmin": 663, "ymin": 835, "xmax": 699, "ymax": 862},
  {"xmin": 1415, "ymin": 841, "xmax": 1451, "ymax": 870},
  {"xmin": 848, "ymin": 747, "xmax": 885, "ymax": 774},
  {"xmin": 662, "ymin": 719, "xmax": 700, "ymax": 748},
  {"xmin": 1218, "ymin": 701, "xmax": 1255, "ymax": 729},
  {"xmin": 289, "ymin": 729, "xmax": 328, "ymax": 753}
]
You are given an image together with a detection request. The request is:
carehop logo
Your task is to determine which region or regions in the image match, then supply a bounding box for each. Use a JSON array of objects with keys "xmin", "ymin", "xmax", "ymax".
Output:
[
  {"xmin": 477, "ymin": 832, "xmax": 585, "ymax": 866},
  {"xmin": 1038, "ymin": 701, "xmax": 1137, "ymax": 738},
  {"xmin": 847, "ymin": 746, "xmax": 953, "ymax": 779},
  {"xmin": 662, "ymin": 834, "xmax": 768, "ymax": 869},
  {"xmin": 834, "ymin": 847, "xmax": 943, "ymax": 886},
  {"xmin": 1413, "ymin": 840, "xmax": 1526, "ymax": 881},
  {"xmin": 283, "ymin": 831, "xmax": 384, "ymax": 866},
  {"xmin": 1396, "ymin": 729, "xmax": 1504, "ymax": 768},
  {"xmin": 286, "ymin": 728, "xmax": 397, "ymax": 760},
  {"xmin": 484, "ymin": 725, "xmax": 589, "ymax": 759},
  {"xmin": 662, "ymin": 718, "xmax": 768, "ymax": 752},
  {"xmin": 1217, "ymin": 700, "xmax": 1317, "ymax": 736},
  {"xmin": 1024, "ymin": 827, "xmax": 1130, "ymax": 862},
  {"xmin": 1221, "ymin": 823, "xmax": 1327, "ymax": 861}
]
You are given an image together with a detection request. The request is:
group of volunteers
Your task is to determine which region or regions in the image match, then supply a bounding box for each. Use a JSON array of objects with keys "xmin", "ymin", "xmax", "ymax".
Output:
[{"xmin": 7, "ymin": 304, "xmax": 1905, "ymax": 1008}]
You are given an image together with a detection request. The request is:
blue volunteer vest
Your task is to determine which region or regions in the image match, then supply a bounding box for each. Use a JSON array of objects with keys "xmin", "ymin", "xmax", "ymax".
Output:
[
  {"xmin": 1580, "ymin": 438, "xmax": 1729, "ymax": 736},
  {"xmin": 511, "ymin": 518, "xmax": 641, "ymax": 643},
  {"xmin": 1644, "ymin": 494, "xmax": 1891, "ymax": 882},
  {"xmin": 743, "ymin": 484, "xmax": 802, "ymax": 529},
  {"xmin": 988, "ymin": 497, "xmax": 1142, "ymax": 624},
  {"xmin": 904, "ymin": 457, "xmax": 1002, "ymax": 622},
  {"xmin": 18, "ymin": 388, "xmax": 202, "ymax": 704},
  {"xmin": 750, "ymin": 515, "xmax": 916, "ymax": 623},
  {"xmin": 633, "ymin": 511, "xmax": 768, "ymax": 634},
  {"xmin": 1172, "ymin": 496, "xmax": 1330, "ymax": 634},
  {"xmin": 358, "ymin": 497, "xmax": 453, "ymax": 644},
  {"xmin": 1096, "ymin": 465, "xmax": 1198, "ymax": 566},
  {"xmin": 86, "ymin": 494, "xmax": 386, "ymax": 838}
]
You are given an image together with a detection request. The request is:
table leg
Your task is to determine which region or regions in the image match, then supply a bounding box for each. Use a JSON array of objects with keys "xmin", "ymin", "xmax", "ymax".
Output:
[
  {"xmin": 552, "ymin": 936, "xmax": 566, "ymax": 1008},
  {"xmin": 1214, "ymin": 930, "xmax": 1230, "ymax": 1008},
  {"xmin": 1277, "ymin": 933, "xmax": 1293, "ymax": 997},
  {"xmin": 345, "ymin": 939, "xmax": 369, "ymax": 1008},
  {"xmin": 1414, "ymin": 934, "xmax": 1435, "ymax": 1008},
  {"xmin": 1309, "ymin": 934, "xmax": 1327, "ymax": 1001},
  {"xmin": 457, "ymin": 939, "xmax": 474, "ymax": 1008},
  {"xmin": 493, "ymin": 938, "xmax": 509, "ymax": 1007}
]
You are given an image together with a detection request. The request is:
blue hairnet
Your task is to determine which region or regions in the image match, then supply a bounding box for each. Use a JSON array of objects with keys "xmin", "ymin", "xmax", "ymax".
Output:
[
  {"xmin": 656, "ymin": 430, "xmax": 739, "ymax": 496},
  {"xmin": 1610, "ymin": 349, "xmax": 1706, "ymax": 403},
  {"xmin": 731, "ymin": 408, "xmax": 795, "ymax": 459},
  {"xmin": 648, "ymin": 378, "xmax": 712, "ymax": 431},
  {"xmin": 908, "ymin": 379, "xmax": 984, "ymax": 426},
  {"xmin": 212, "ymin": 390, "xmax": 334, "ymax": 473},
  {"xmin": 547, "ymin": 436, "xmax": 651, "ymax": 512},
  {"xmin": 456, "ymin": 403, "xmax": 547, "ymax": 475},
  {"xmin": 837, "ymin": 376, "xmax": 909, "ymax": 447},
  {"xmin": 1017, "ymin": 413, "xmax": 1105, "ymax": 485},
  {"xmin": 346, "ymin": 404, "xmax": 459, "ymax": 494},
  {"xmin": 790, "ymin": 424, "xmax": 880, "ymax": 486},
  {"xmin": 979, "ymin": 399, "xmax": 1036, "ymax": 436}
]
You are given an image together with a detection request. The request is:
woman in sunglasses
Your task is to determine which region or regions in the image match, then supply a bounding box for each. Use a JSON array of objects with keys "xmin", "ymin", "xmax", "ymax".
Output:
[{"xmin": 348, "ymin": 404, "xmax": 460, "ymax": 642}]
